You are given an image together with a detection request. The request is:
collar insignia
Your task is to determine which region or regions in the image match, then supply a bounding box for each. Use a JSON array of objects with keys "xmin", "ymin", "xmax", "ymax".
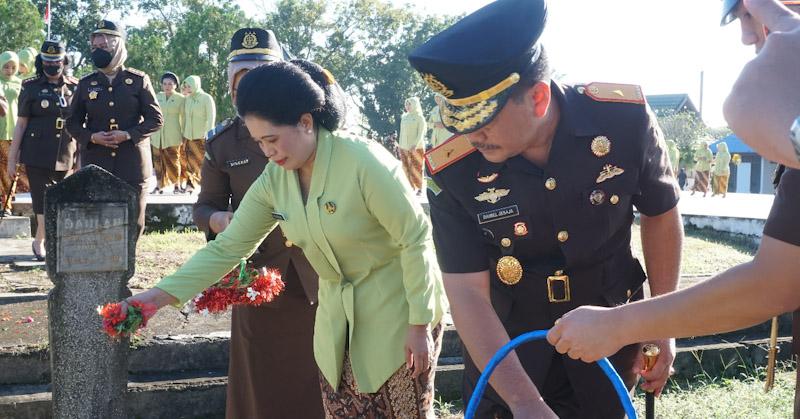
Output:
[{"xmin": 596, "ymin": 164, "xmax": 625, "ymax": 183}]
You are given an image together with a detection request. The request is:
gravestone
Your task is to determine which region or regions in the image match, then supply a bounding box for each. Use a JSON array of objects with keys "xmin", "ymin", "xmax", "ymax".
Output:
[{"xmin": 45, "ymin": 164, "xmax": 139, "ymax": 418}]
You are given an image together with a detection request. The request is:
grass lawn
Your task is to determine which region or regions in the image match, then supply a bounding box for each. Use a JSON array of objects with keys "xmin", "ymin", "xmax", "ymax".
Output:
[{"xmin": 129, "ymin": 229, "xmax": 206, "ymax": 288}]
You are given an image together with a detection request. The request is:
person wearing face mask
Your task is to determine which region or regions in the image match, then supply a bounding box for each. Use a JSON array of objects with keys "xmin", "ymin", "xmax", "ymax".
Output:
[
  {"xmin": 5, "ymin": 40, "xmax": 78, "ymax": 261},
  {"xmin": 66, "ymin": 20, "xmax": 163, "ymax": 240},
  {"xmin": 192, "ymin": 28, "xmax": 323, "ymax": 419},
  {"xmin": 0, "ymin": 51, "xmax": 23, "ymax": 216},
  {"xmin": 125, "ymin": 60, "xmax": 448, "ymax": 418},
  {"xmin": 150, "ymin": 72, "xmax": 185, "ymax": 194},
  {"xmin": 179, "ymin": 75, "xmax": 215, "ymax": 194}
]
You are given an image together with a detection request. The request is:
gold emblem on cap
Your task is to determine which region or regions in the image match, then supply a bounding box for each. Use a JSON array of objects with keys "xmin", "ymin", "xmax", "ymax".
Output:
[
  {"xmin": 40, "ymin": 99, "xmax": 49, "ymax": 109},
  {"xmin": 477, "ymin": 173, "xmax": 498, "ymax": 183},
  {"xmin": 591, "ymin": 136, "xmax": 611, "ymax": 157},
  {"xmin": 496, "ymin": 256, "xmax": 523, "ymax": 285},
  {"xmin": 98, "ymin": 21, "xmax": 105, "ymax": 29},
  {"xmin": 514, "ymin": 222, "xmax": 528, "ymax": 237},
  {"xmin": 474, "ymin": 187, "xmax": 510, "ymax": 204},
  {"xmin": 47, "ymin": 46, "xmax": 56, "ymax": 54},
  {"xmin": 242, "ymin": 31, "xmax": 259, "ymax": 49},
  {"xmin": 324, "ymin": 201, "xmax": 336, "ymax": 214},
  {"xmin": 421, "ymin": 73, "xmax": 453, "ymax": 98},
  {"xmin": 500, "ymin": 237, "xmax": 512, "ymax": 248},
  {"xmin": 596, "ymin": 164, "xmax": 625, "ymax": 183},
  {"xmin": 125, "ymin": 78, "xmax": 133, "ymax": 85},
  {"xmin": 89, "ymin": 91, "xmax": 98, "ymax": 100}
]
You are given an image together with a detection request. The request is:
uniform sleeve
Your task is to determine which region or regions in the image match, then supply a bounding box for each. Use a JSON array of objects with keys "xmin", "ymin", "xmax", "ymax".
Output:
[
  {"xmin": 631, "ymin": 107, "xmax": 680, "ymax": 216},
  {"xmin": 428, "ymin": 176, "xmax": 489, "ymax": 273},
  {"xmin": 66, "ymin": 80, "xmax": 93, "ymax": 148},
  {"xmin": 193, "ymin": 144, "xmax": 232, "ymax": 241},
  {"xmin": 156, "ymin": 171, "xmax": 279, "ymax": 304},
  {"xmin": 763, "ymin": 169, "xmax": 800, "ymax": 246},
  {"xmin": 17, "ymin": 85, "xmax": 32, "ymax": 118},
  {"xmin": 128, "ymin": 74, "xmax": 163, "ymax": 144},
  {"xmin": 360, "ymin": 144, "xmax": 439, "ymax": 325}
]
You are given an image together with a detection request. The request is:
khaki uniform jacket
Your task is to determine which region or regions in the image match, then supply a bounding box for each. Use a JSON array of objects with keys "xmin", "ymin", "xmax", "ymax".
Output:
[{"xmin": 66, "ymin": 68, "xmax": 163, "ymax": 184}]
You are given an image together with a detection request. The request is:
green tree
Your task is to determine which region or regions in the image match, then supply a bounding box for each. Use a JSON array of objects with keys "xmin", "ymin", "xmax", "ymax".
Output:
[
  {"xmin": 0, "ymin": 0, "xmax": 44, "ymax": 52},
  {"xmin": 657, "ymin": 111, "xmax": 710, "ymax": 169}
]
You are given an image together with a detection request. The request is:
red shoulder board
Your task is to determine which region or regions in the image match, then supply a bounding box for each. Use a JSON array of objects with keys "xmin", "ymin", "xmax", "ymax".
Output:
[
  {"xmin": 424, "ymin": 134, "xmax": 476, "ymax": 175},
  {"xmin": 582, "ymin": 82, "xmax": 645, "ymax": 105}
]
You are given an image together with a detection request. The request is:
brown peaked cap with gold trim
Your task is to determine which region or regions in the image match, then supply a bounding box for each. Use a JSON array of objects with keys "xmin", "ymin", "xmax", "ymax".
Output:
[{"xmin": 408, "ymin": 0, "xmax": 548, "ymax": 134}]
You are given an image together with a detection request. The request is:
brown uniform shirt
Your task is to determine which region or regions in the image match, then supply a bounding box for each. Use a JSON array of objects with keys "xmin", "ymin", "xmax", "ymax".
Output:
[
  {"xmin": 429, "ymin": 82, "xmax": 680, "ymax": 418},
  {"xmin": 18, "ymin": 75, "xmax": 78, "ymax": 171},
  {"xmin": 66, "ymin": 67, "xmax": 163, "ymax": 184},
  {"xmin": 194, "ymin": 117, "xmax": 318, "ymax": 303}
]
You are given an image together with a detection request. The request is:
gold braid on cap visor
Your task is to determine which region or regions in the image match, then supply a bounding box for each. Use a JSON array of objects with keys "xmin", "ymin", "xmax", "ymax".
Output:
[{"xmin": 440, "ymin": 72, "xmax": 520, "ymax": 132}]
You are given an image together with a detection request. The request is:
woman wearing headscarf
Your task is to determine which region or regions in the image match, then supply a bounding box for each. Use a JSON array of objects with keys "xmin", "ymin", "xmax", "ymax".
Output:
[
  {"xmin": 666, "ymin": 139, "xmax": 680, "ymax": 176},
  {"xmin": 151, "ymin": 72, "xmax": 184, "ymax": 194},
  {"xmin": 127, "ymin": 61, "xmax": 448, "ymax": 418},
  {"xmin": 66, "ymin": 20, "xmax": 163, "ymax": 240},
  {"xmin": 180, "ymin": 75, "xmax": 215, "ymax": 194},
  {"xmin": 428, "ymin": 94, "xmax": 451, "ymax": 149},
  {"xmin": 398, "ymin": 96, "xmax": 427, "ymax": 195},
  {"xmin": 691, "ymin": 142, "xmax": 713, "ymax": 197},
  {"xmin": 5, "ymin": 41, "xmax": 78, "ymax": 260},
  {"xmin": 711, "ymin": 142, "xmax": 732, "ymax": 198},
  {"xmin": 17, "ymin": 47, "xmax": 37, "ymax": 79},
  {"xmin": 0, "ymin": 51, "xmax": 23, "ymax": 215}
]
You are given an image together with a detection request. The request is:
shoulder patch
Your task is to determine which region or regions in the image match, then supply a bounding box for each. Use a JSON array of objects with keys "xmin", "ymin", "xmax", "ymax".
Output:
[
  {"xmin": 22, "ymin": 76, "xmax": 41, "ymax": 86},
  {"xmin": 64, "ymin": 75, "xmax": 79, "ymax": 85},
  {"xmin": 581, "ymin": 82, "xmax": 644, "ymax": 105},
  {"xmin": 124, "ymin": 67, "xmax": 146, "ymax": 77},
  {"xmin": 80, "ymin": 71, "xmax": 98, "ymax": 81},
  {"xmin": 206, "ymin": 118, "xmax": 234, "ymax": 144},
  {"xmin": 424, "ymin": 134, "xmax": 476, "ymax": 175}
]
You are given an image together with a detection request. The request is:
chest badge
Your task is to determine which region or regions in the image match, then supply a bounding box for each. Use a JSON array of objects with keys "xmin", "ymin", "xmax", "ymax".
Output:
[
  {"xmin": 125, "ymin": 78, "xmax": 133, "ymax": 85},
  {"xmin": 514, "ymin": 222, "xmax": 528, "ymax": 236},
  {"xmin": 589, "ymin": 190, "xmax": 606, "ymax": 205},
  {"xmin": 591, "ymin": 136, "xmax": 611, "ymax": 157},
  {"xmin": 40, "ymin": 99, "xmax": 49, "ymax": 109},
  {"xmin": 596, "ymin": 164, "xmax": 624, "ymax": 184},
  {"xmin": 226, "ymin": 158, "xmax": 249, "ymax": 168},
  {"xmin": 90, "ymin": 80, "xmax": 98, "ymax": 86},
  {"xmin": 324, "ymin": 201, "xmax": 337, "ymax": 214},
  {"xmin": 477, "ymin": 173, "xmax": 499, "ymax": 183},
  {"xmin": 497, "ymin": 256, "xmax": 523, "ymax": 285},
  {"xmin": 475, "ymin": 187, "xmax": 510, "ymax": 204},
  {"xmin": 89, "ymin": 91, "xmax": 98, "ymax": 100}
]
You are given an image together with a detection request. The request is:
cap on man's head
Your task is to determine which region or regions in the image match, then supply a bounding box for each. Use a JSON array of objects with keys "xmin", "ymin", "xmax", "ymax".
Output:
[
  {"xmin": 228, "ymin": 28, "xmax": 284, "ymax": 63},
  {"xmin": 721, "ymin": 0, "xmax": 800, "ymax": 25},
  {"xmin": 40, "ymin": 40, "xmax": 66, "ymax": 62},
  {"xmin": 92, "ymin": 20, "xmax": 125, "ymax": 38},
  {"xmin": 408, "ymin": 0, "xmax": 548, "ymax": 134}
]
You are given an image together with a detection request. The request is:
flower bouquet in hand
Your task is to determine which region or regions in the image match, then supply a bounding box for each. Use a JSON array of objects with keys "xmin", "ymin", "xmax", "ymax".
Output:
[
  {"xmin": 187, "ymin": 259, "xmax": 285, "ymax": 316},
  {"xmin": 97, "ymin": 301, "xmax": 157, "ymax": 339}
]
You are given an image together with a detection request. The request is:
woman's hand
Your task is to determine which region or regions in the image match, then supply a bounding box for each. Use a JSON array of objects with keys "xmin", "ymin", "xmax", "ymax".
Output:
[
  {"xmin": 404, "ymin": 324, "xmax": 434, "ymax": 378},
  {"xmin": 121, "ymin": 287, "xmax": 178, "ymax": 313}
]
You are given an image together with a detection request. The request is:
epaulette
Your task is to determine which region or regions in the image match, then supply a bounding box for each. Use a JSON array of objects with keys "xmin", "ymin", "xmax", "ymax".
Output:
[
  {"xmin": 424, "ymin": 134, "xmax": 476, "ymax": 175},
  {"xmin": 124, "ymin": 67, "xmax": 146, "ymax": 78},
  {"xmin": 579, "ymin": 82, "xmax": 645, "ymax": 105},
  {"xmin": 206, "ymin": 118, "xmax": 234, "ymax": 144},
  {"xmin": 64, "ymin": 75, "xmax": 79, "ymax": 85},
  {"xmin": 21, "ymin": 76, "xmax": 41, "ymax": 86},
  {"xmin": 80, "ymin": 71, "xmax": 98, "ymax": 81}
]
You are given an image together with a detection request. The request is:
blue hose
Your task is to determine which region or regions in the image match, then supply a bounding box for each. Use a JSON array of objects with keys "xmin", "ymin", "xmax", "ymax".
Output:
[{"xmin": 464, "ymin": 330, "xmax": 637, "ymax": 419}]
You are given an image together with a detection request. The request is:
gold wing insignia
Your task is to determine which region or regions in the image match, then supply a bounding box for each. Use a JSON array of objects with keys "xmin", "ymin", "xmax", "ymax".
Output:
[{"xmin": 474, "ymin": 187, "xmax": 510, "ymax": 204}]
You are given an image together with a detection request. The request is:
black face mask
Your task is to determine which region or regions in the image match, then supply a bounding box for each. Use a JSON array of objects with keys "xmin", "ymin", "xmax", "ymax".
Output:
[
  {"xmin": 91, "ymin": 48, "xmax": 113, "ymax": 68},
  {"xmin": 43, "ymin": 65, "xmax": 62, "ymax": 77}
]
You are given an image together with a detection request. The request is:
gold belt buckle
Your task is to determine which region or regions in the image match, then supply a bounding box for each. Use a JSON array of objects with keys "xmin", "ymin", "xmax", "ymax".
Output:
[
  {"xmin": 109, "ymin": 123, "xmax": 119, "ymax": 131},
  {"xmin": 55, "ymin": 118, "xmax": 64, "ymax": 130},
  {"xmin": 547, "ymin": 270, "xmax": 571, "ymax": 303}
]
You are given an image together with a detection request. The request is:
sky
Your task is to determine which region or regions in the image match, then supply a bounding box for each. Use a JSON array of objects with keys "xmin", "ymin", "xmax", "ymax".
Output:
[{"xmin": 187, "ymin": 0, "xmax": 757, "ymax": 128}]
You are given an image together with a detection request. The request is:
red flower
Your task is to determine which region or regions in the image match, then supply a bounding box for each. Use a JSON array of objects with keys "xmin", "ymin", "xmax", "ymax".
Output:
[
  {"xmin": 97, "ymin": 301, "xmax": 157, "ymax": 339},
  {"xmin": 191, "ymin": 265, "xmax": 284, "ymax": 315}
]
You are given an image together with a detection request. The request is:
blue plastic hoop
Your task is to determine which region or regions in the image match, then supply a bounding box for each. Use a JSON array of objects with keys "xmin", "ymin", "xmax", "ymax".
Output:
[{"xmin": 464, "ymin": 330, "xmax": 637, "ymax": 419}]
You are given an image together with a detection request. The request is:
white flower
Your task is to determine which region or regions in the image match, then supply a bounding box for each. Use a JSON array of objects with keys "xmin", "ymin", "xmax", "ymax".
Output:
[{"xmin": 246, "ymin": 287, "xmax": 259, "ymax": 301}]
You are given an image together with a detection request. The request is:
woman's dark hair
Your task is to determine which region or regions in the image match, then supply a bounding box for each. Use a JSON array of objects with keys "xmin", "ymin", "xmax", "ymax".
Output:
[
  {"xmin": 236, "ymin": 59, "xmax": 346, "ymax": 132},
  {"xmin": 509, "ymin": 47, "xmax": 551, "ymax": 103},
  {"xmin": 160, "ymin": 72, "xmax": 179, "ymax": 86},
  {"xmin": 34, "ymin": 55, "xmax": 70, "ymax": 79}
]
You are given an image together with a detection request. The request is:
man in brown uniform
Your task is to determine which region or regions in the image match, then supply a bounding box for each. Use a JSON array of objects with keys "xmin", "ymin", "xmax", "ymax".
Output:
[
  {"xmin": 409, "ymin": 0, "xmax": 682, "ymax": 417},
  {"xmin": 67, "ymin": 20, "xmax": 163, "ymax": 238},
  {"xmin": 193, "ymin": 28, "xmax": 322, "ymax": 418}
]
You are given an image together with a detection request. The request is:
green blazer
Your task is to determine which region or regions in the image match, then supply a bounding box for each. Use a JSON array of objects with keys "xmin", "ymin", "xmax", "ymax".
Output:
[
  {"xmin": 151, "ymin": 92, "xmax": 185, "ymax": 149},
  {"xmin": 156, "ymin": 128, "xmax": 447, "ymax": 393}
]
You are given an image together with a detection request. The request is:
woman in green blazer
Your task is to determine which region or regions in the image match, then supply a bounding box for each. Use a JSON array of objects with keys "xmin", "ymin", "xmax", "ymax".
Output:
[
  {"xmin": 127, "ymin": 60, "xmax": 448, "ymax": 417},
  {"xmin": 151, "ymin": 72, "xmax": 185, "ymax": 194}
]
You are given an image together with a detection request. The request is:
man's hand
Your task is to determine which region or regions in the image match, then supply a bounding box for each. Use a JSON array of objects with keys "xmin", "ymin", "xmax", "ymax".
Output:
[
  {"xmin": 209, "ymin": 211, "xmax": 234, "ymax": 234},
  {"xmin": 547, "ymin": 305, "xmax": 626, "ymax": 363},
  {"xmin": 632, "ymin": 339, "xmax": 675, "ymax": 397}
]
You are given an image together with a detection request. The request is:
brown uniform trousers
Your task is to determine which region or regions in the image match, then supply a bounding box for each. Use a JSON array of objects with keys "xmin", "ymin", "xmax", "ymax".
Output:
[
  {"xmin": 194, "ymin": 117, "xmax": 323, "ymax": 419},
  {"xmin": 66, "ymin": 68, "xmax": 163, "ymax": 238}
]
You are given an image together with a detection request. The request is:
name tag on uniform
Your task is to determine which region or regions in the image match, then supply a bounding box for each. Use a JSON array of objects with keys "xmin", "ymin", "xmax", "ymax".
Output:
[
  {"xmin": 477, "ymin": 205, "xmax": 519, "ymax": 224},
  {"xmin": 226, "ymin": 158, "xmax": 249, "ymax": 168},
  {"xmin": 271, "ymin": 212, "xmax": 286, "ymax": 220}
]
